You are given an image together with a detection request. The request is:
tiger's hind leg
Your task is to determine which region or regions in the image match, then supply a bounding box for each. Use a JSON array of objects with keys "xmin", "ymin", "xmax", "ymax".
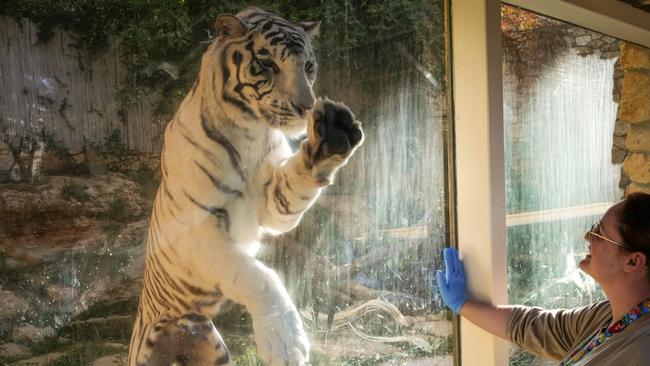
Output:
[{"xmin": 143, "ymin": 314, "xmax": 231, "ymax": 366}]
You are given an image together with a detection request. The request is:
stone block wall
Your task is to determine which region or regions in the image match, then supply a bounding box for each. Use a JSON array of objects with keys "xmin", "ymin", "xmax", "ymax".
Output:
[{"xmin": 618, "ymin": 41, "xmax": 650, "ymax": 195}]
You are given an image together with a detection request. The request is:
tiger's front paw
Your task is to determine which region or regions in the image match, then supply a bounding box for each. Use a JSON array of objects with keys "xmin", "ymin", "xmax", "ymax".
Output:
[
  {"xmin": 253, "ymin": 306, "xmax": 309, "ymax": 366},
  {"xmin": 303, "ymin": 98, "xmax": 364, "ymax": 185}
]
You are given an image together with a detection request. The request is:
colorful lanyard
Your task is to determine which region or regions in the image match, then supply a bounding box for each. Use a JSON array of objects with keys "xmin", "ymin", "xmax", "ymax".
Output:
[{"xmin": 560, "ymin": 297, "xmax": 650, "ymax": 366}]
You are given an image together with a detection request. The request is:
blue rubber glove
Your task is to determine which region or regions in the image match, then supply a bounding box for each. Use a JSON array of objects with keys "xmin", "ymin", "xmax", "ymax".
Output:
[{"xmin": 435, "ymin": 247, "xmax": 468, "ymax": 314}]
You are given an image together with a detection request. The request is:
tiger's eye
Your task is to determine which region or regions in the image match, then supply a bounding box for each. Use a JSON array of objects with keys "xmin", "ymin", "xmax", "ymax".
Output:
[{"xmin": 260, "ymin": 59, "xmax": 278, "ymax": 72}]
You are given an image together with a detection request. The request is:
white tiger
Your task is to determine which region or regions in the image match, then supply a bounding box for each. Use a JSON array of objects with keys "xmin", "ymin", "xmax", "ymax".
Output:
[{"xmin": 127, "ymin": 7, "xmax": 364, "ymax": 366}]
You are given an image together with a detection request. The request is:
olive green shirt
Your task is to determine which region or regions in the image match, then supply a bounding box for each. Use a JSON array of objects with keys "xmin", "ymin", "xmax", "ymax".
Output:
[{"xmin": 507, "ymin": 301, "xmax": 650, "ymax": 365}]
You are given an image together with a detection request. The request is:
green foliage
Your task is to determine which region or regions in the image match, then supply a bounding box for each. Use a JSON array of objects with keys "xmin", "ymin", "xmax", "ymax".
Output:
[
  {"xmin": 0, "ymin": 355, "xmax": 17, "ymax": 365},
  {"xmin": 101, "ymin": 129, "xmax": 129, "ymax": 171},
  {"xmin": 435, "ymin": 335, "xmax": 453, "ymax": 355},
  {"xmin": 1, "ymin": 133, "xmax": 40, "ymax": 182},
  {"xmin": 0, "ymin": 258, "xmax": 48, "ymax": 302},
  {"xmin": 43, "ymin": 133, "xmax": 70, "ymax": 158},
  {"xmin": 228, "ymin": 339, "xmax": 263, "ymax": 366},
  {"xmin": 0, "ymin": 257, "xmax": 23, "ymax": 287},
  {"xmin": 0, "ymin": 0, "xmax": 444, "ymax": 119},
  {"xmin": 61, "ymin": 180, "xmax": 91, "ymax": 201},
  {"xmin": 28, "ymin": 335, "xmax": 61, "ymax": 354},
  {"xmin": 48, "ymin": 342, "xmax": 126, "ymax": 366},
  {"xmin": 43, "ymin": 134, "xmax": 90, "ymax": 176},
  {"xmin": 103, "ymin": 195, "xmax": 133, "ymax": 223},
  {"xmin": 125, "ymin": 162, "xmax": 159, "ymax": 201},
  {"xmin": 74, "ymin": 299, "xmax": 137, "ymax": 321},
  {"xmin": 102, "ymin": 129, "xmax": 127, "ymax": 155}
]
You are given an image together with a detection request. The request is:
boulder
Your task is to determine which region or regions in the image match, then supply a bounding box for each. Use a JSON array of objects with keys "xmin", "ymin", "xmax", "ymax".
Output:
[
  {"xmin": 92, "ymin": 354, "xmax": 125, "ymax": 366},
  {"xmin": 619, "ymin": 71, "xmax": 650, "ymax": 124},
  {"xmin": 627, "ymin": 182, "xmax": 650, "ymax": 195},
  {"xmin": 14, "ymin": 352, "xmax": 64, "ymax": 366},
  {"xmin": 621, "ymin": 41, "xmax": 650, "ymax": 71},
  {"xmin": 626, "ymin": 122, "xmax": 650, "ymax": 153},
  {"xmin": 613, "ymin": 119, "xmax": 628, "ymax": 137},
  {"xmin": 11, "ymin": 324, "xmax": 56, "ymax": 344},
  {"xmin": 61, "ymin": 315, "xmax": 133, "ymax": 342},
  {"xmin": 612, "ymin": 145, "xmax": 627, "ymax": 164},
  {"xmin": 0, "ymin": 342, "xmax": 33, "ymax": 360},
  {"xmin": 624, "ymin": 153, "xmax": 650, "ymax": 184},
  {"xmin": 0, "ymin": 286, "xmax": 29, "ymax": 320},
  {"xmin": 0, "ymin": 173, "xmax": 149, "ymax": 264}
]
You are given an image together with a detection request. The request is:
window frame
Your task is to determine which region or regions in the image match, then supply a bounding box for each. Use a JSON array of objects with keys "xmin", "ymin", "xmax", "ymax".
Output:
[{"xmin": 450, "ymin": 1, "xmax": 650, "ymax": 365}]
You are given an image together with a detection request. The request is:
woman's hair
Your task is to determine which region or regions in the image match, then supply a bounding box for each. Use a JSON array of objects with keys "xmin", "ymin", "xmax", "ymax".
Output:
[{"xmin": 619, "ymin": 192, "xmax": 650, "ymax": 257}]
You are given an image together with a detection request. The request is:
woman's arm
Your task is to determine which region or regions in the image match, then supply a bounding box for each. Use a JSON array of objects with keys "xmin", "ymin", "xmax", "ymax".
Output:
[
  {"xmin": 460, "ymin": 300, "xmax": 515, "ymax": 340},
  {"xmin": 436, "ymin": 247, "xmax": 513, "ymax": 339},
  {"xmin": 435, "ymin": 247, "xmax": 588, "ymax": 360}
]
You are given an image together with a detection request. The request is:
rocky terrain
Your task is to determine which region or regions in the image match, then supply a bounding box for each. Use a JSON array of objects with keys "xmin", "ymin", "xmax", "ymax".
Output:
[
  {"xmin": 0, "ymin": 173, "xmax": 149, "ymax": 365},
  {"xmin": 0, "ymin": 172, "xmax": 450, "ymax": 365}
]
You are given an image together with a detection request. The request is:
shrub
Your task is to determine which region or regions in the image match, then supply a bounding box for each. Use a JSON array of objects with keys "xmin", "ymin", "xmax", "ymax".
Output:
[
  {"xmin": 103, "ymin": 196, "xmax": 133, "ymax": 223},
  {"xmin": 61, "ymin": 180, "xmax": 91, "ymax": 201}
]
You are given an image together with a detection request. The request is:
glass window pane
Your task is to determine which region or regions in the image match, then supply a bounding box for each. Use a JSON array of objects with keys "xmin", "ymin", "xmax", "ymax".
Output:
[
  {"xmin": 0, "ymin": 2, "xmax": 452, "ymax": 365},
  {"xmin": 501, "ymin": 4, "xmax": 650, "ymax": 366},
  {"xmin": 261, "ymin": 3, "xmax": 453, "ymax": 365}
]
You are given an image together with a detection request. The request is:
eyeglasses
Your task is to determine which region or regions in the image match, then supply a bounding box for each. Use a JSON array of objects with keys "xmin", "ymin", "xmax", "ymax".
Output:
[{"xmin": 586, "ymin": 223, "xmax": 628, "ymax": 249}]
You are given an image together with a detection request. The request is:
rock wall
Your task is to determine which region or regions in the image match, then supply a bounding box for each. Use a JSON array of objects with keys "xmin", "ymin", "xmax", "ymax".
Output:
[
  {"xmin": 0, "ymin": 16, "xmax": 164, "ymax": 153},
  {"xmin": 0, "ymin": 173, "xmax": 149, "ymax": 363},
  {"xmin": 503, "ymin": 17, "xmax": 650, "ymax": 198},
  {"xmin": 619, "ymin": 42, "xmax": 650, "ymax": 195},
  {"xmin": 502, "ymin": 15, "xmax": 621, "ymax": 89},
  {"xmin": 0, "ymin": 16, "xmax": 165, "ymax": 184}
]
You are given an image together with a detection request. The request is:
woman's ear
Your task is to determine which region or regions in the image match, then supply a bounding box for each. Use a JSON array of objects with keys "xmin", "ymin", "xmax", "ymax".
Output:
[{"xmin": 624, "ymin": 251, "xmax": 647, "ymax": 273}]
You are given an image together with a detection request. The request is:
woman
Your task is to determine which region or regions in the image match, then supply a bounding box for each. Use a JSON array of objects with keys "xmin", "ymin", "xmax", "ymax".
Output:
[{"xmin": 436, "ymin": 192, "xmax": 650, "ymax": 365}]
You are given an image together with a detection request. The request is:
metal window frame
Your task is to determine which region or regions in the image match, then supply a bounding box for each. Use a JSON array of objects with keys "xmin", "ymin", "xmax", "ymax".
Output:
[{"xmin": 450, "ymin": 1, "xmax": 650, "ymax": 365}]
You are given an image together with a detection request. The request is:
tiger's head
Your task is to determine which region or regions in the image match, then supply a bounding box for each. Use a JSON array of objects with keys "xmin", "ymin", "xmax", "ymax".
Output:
[{"xmin": 204, "ymin": 7, "xmax": 320, "ymax": 137}]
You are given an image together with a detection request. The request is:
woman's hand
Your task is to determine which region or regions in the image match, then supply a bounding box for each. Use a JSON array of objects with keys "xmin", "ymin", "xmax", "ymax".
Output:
[{"xmin": 435, "ymin": 247, "xmax": 469, "ymax": 314}]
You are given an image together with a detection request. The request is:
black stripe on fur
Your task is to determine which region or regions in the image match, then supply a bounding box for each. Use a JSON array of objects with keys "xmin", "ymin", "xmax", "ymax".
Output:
[
  {"xmin": 184, "ymin": 190, "xmax": 231, "ymax": 232},
  {"xmin": 194, "ymin": 160, "xmax": 244, "ymax": 198},
  {"xmin": 200, "ymin": 112, "xmax": 246, "ymax": 182}
]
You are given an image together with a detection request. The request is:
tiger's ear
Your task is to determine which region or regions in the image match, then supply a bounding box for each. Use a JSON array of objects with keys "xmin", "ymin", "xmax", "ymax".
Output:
[
  {"xmin": 297, "ymin": 21, "xmax": 320, "ymax": 39},
  {"xmin": 214, "ymin": 14, "xmax": 248, "ymax": 40}
]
